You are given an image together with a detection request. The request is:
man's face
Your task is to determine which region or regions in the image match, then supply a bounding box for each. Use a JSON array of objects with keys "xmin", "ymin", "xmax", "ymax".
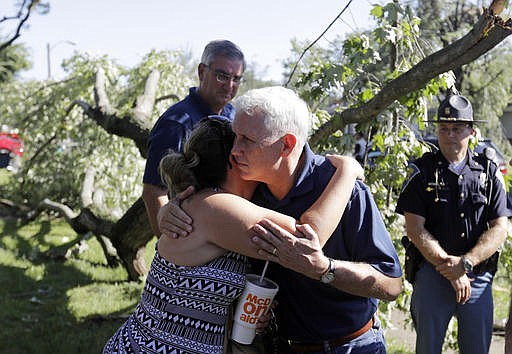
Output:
[
  {"xmin": 437, "ymin": 122, "xmax": 473, "ymax": 157},
  {"xmin": 198, "ymin": 57, "xmax": 244, "ymax": 112},
  {"xmin": 231, "ymin": 112, "xmax": 283, "ymax": 183}
]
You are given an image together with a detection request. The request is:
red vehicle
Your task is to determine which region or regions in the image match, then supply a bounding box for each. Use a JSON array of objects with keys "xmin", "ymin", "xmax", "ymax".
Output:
[{"xmin": 0, "ymin": 127, "xmax": 23, "ymax": 172}]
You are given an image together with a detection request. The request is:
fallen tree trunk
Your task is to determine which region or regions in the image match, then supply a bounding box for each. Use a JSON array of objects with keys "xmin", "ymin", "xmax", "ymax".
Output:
[{"xmin": 36, "ymin": 196, "xmax": 152, "ymax": 280}]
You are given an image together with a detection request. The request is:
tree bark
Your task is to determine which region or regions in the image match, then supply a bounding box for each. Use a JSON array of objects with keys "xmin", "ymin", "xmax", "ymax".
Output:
[
  {"xmin": 109, "ymin": 198, "xmax": 154, "ymax": 279},
  {"xmin": 36, "ymin": 197, "xmax": 151, "ymax": 280}
]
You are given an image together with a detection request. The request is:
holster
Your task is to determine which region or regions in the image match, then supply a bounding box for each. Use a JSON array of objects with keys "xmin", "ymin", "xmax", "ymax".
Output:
[
  {"xmin": 401, "ymin": 236, "xmax": 424, "ymax": 284},
  {"xmin": 474, "ymin": 251, "xmax": 500, "ymax": 275}
]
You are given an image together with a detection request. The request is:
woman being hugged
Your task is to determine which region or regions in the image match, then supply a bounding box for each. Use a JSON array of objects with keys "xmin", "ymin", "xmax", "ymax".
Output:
[{"xmin": 103, "ymin": 117, "xmax": 362, "ymax": 354}]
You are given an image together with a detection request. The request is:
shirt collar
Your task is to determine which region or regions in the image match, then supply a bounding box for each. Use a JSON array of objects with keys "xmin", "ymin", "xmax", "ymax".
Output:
[
  {"xmin": 435, "ymin": 149, "xmax": 484, "ymax": 172},
  {"xmin": 189, "ymin": 87, "xmax": 235, "ymax": 118}
]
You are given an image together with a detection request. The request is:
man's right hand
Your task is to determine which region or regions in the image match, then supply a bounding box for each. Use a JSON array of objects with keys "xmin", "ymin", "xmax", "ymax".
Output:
[
  {"xmin": 450, "ymin": 275, "xmax": 471, "ymax": 304},
  {"xmin": 157, "ymin": 186, "xmax": 195, "ymax": 238}
]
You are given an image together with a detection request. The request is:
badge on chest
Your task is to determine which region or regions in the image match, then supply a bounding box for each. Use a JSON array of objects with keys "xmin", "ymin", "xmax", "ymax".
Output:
[{"xmin": 426, "ymin": 168, "xmax": 448, "ymax": 202}]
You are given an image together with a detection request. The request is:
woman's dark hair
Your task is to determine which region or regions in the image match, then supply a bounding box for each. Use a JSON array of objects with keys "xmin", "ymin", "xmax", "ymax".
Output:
[{"xmin": 158, "ymin": 117, "xmax": 234, "ymax": 195}]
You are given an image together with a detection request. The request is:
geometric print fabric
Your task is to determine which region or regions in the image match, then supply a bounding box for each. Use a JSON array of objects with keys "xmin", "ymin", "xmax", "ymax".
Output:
[{"xmin": 103, "ymin": 247, "xmax": 247, "ymax": 353}]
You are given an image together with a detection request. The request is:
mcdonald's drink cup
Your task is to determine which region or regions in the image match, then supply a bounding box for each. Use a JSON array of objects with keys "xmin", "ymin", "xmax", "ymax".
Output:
[{"xmin": 231, "ymin": 274, "xmax": 279, "ymax": 344}]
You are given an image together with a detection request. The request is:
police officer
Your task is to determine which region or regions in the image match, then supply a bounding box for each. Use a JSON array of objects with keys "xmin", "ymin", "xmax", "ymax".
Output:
[{"xmin": 396, "ymin": 94, "xmax": 512, "ymax": 354}]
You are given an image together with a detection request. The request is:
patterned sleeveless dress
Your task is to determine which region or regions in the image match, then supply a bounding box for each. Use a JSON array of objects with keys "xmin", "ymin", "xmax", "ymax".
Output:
[{"xmin": 103, "ymin": 246, "xmax": 247, "ymax": 354}]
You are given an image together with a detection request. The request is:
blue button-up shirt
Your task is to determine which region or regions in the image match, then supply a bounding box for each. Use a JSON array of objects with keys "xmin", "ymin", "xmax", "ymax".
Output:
[{"xmin": 251, "ymin": 144, "xmax": 402, "ymax": 341}]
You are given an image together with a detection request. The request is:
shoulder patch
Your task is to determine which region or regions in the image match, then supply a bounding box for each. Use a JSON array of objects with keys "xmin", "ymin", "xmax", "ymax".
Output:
[{"xmin": 401, "ymin": 163, "xmax": 420, "ymax": 193}]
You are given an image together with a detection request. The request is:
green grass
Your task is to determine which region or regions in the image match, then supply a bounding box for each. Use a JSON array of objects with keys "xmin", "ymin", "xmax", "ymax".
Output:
[
  {"xmin": 0, "ymin": 218, "xmax": 156, "ymax": 354},
  {"xmin": 0, "ymin": 217, "xmax": 509, "ymax": 354}
]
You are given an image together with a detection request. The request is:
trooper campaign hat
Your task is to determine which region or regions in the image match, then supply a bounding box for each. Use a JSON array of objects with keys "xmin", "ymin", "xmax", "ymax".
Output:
[{"xmin": 427, "ymin": 95, "xmax": 485, "ymax": 123}]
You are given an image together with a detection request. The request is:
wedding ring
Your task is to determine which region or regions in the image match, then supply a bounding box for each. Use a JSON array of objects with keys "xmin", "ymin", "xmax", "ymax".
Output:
[{"xmin": 272, "ymin": 247, "xmax": 277, "ymax": 255}]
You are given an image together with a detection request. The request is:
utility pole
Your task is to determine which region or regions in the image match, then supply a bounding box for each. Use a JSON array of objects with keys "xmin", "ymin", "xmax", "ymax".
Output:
[{"xmin": 46, "ymin": 40, "xmax": 76, "ymax": 79}]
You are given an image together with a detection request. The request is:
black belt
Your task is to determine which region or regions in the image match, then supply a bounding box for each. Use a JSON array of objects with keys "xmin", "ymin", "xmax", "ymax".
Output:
[{"xmin": 287, "ymin": 317, "xmax": 374, "ymax": 353}]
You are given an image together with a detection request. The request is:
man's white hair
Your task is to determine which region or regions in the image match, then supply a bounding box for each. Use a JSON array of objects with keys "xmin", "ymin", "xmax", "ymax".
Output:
[{"xmin": 233, "ymin": 86, "xmax": 311, "ymax": 147}]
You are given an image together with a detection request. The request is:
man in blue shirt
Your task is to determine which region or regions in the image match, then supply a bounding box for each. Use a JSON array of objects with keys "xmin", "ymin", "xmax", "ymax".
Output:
[
  {"xmin": 396, "ymin": 94, "xmax": 512, "ymax": 354},
  {"xmin": 161, "ymin": 86, "xmax": 402, "ymax": 353},
  {"xmin": 233, "ymin": 87, "xmax": 402, "ymax": 353},
  {"xmin": 142, "ymin": 40, "xmax": 245, "ymax": 235}
]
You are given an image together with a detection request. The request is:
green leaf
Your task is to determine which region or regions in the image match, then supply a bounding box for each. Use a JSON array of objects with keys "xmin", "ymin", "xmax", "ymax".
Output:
[{"xmin": 370, "ymin": 5, "xmax": 384, "ymax": 19}]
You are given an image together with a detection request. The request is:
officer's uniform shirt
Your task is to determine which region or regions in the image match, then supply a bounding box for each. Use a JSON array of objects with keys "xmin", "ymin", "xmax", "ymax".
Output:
[{"xmin": 396, "ymin": 149, "xmax": 512, "ymax": 256}]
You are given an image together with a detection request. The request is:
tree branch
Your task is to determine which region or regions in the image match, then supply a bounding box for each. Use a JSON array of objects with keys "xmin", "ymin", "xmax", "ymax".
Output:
[
  {"xmin": 0, "ymin": 0, "xmax": 41, "ymax": 52},
  {"xmin": 310, "ymin": 8, "xmax": 512, "ymax": 146},
  {"xmin": 41, "ymin": 198, "xmax": 115, "ymax": 236},
  {"xmin": 132, "ymin": 70, "xmax": 160, "ymax": 129},
  {"xmin": 94, "ymin": 67, "xmax": 115, "ymax": 115},
  {"xmin": 41, "ymin": 198, "xmax": 77, "ymax": 220},
  {"xmin": 68, "ymin": 99, "xmax": 150, "ymax": 158},
  {"xmin": 155, "ymin": 93, "xmax": 180, "ymax": 104},
  {"xmin": 68, "ymin": 68, "xmax": 161, "ymax": 158},
  {"xmin": 81, "ymin": 166, "xmax": 96, "ymax": 208},
  {"xmin": 284, "ymin": 0, "xmax": 355, "ymax": 87}
]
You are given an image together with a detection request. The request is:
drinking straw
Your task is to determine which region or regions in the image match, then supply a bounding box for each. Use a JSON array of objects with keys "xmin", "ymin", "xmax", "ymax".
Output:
[{"xmin": 259, "ymin": 260, "xmax": 269, "ymax": 284}]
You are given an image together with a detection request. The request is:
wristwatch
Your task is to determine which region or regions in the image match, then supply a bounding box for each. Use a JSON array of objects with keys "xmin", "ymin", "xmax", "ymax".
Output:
[
  {"xmin": 461, "ymin": 255, "xmax": 474, "ymax": 273},
  {"xmin": 320, "ymin": 257, "xmax": 336, "ymax": 284}
]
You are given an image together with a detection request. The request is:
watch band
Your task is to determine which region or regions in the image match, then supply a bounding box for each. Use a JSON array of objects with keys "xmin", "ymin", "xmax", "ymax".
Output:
[
  {"xmin": 320, "ymin": 257, "xmax": 336, "ymax": 284},
  {"xmin": 461, "ymin": 255, "xmax": 473, "ymax": 273}
]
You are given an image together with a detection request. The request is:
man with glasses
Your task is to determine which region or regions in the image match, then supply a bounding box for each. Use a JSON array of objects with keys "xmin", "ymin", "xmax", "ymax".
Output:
[
  {"xmin": 142, "ymin": 40, "xmax": 245, "ymax": 236},
  {"xmin": 396, "ymin": 94, "xmax": 512, "ymax": 354}
]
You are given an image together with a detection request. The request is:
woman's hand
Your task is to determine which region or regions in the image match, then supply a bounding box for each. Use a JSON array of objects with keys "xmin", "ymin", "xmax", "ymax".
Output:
[{"xmin": 326, "ymin": 154, "xmax": 364, "ymax": 181}]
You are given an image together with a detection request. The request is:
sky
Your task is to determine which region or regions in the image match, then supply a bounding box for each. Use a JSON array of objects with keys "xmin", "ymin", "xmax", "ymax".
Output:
[{"xmin": 1, "ymin": 0, "xmax": 375, "ymax": 82}]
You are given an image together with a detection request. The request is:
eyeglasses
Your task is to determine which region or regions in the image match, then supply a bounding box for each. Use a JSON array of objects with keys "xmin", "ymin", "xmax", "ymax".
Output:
[
  {"xmin": 204, "ymin": 65, "xmax": 243, "ymax": 85},
  {"xmin": 438, "ymin": 125, "xmax": 471, "ymax": 136}
]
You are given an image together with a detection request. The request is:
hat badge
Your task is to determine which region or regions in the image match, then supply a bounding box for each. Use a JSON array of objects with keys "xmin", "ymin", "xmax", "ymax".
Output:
[{"xmin": 444, "ymin": 107, "xmax": 451, "ymax": 115}]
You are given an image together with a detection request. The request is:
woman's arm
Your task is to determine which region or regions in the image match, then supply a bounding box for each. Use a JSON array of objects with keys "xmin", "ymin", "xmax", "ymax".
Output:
[
  {"xmin": 202, "ymin": 155, "xmax": 362, "ymax": 257},
  {"xmin": 198, "ymin": 192, "xmax": 296, "ymax": 259},
  {"xmin": 159, "ymin": 155, "xmax": 362, "ymax": 242},
  {"xmin": 299, "ymin": 154, "xmax": 363, "ymax": 246}
]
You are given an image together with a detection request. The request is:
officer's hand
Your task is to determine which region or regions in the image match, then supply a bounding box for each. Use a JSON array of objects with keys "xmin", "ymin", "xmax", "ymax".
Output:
[
  {"xmin": 158, "ymin": 186, "xmax": 195, "ymax": 238},
  {"xmin": 436, "ymin": 255, "xmax": 465, "ymax": 280},
  {"xmin": 450, "ymin": 275, "xmax": 471, "ymax": 304}
]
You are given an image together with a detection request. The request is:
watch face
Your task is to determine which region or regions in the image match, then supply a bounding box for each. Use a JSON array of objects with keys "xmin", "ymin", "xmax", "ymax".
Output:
[
  {"xmin": 320, "ymin": 258, "xmax": 336, "ymax": 283},
  {"xmin": 321, "ymin": 271, "xmax": 335, "ymax": 284},
  {"xmin": 463, "ymin": 258, "xmax": 473, "ymax": 272}
]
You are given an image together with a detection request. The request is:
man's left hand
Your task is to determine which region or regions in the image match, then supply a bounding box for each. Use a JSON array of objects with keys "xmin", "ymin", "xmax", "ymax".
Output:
[
  {"xmin": 251, "ymin": 219, "xmax": 329, "ymax": 280},
  {"xmin": 255, "ymin": 300, "xmax": 277, "ymax": 335},
  {"xmin": 157, "ymin": 186, "xmax": 195, "ymax": 238}
]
